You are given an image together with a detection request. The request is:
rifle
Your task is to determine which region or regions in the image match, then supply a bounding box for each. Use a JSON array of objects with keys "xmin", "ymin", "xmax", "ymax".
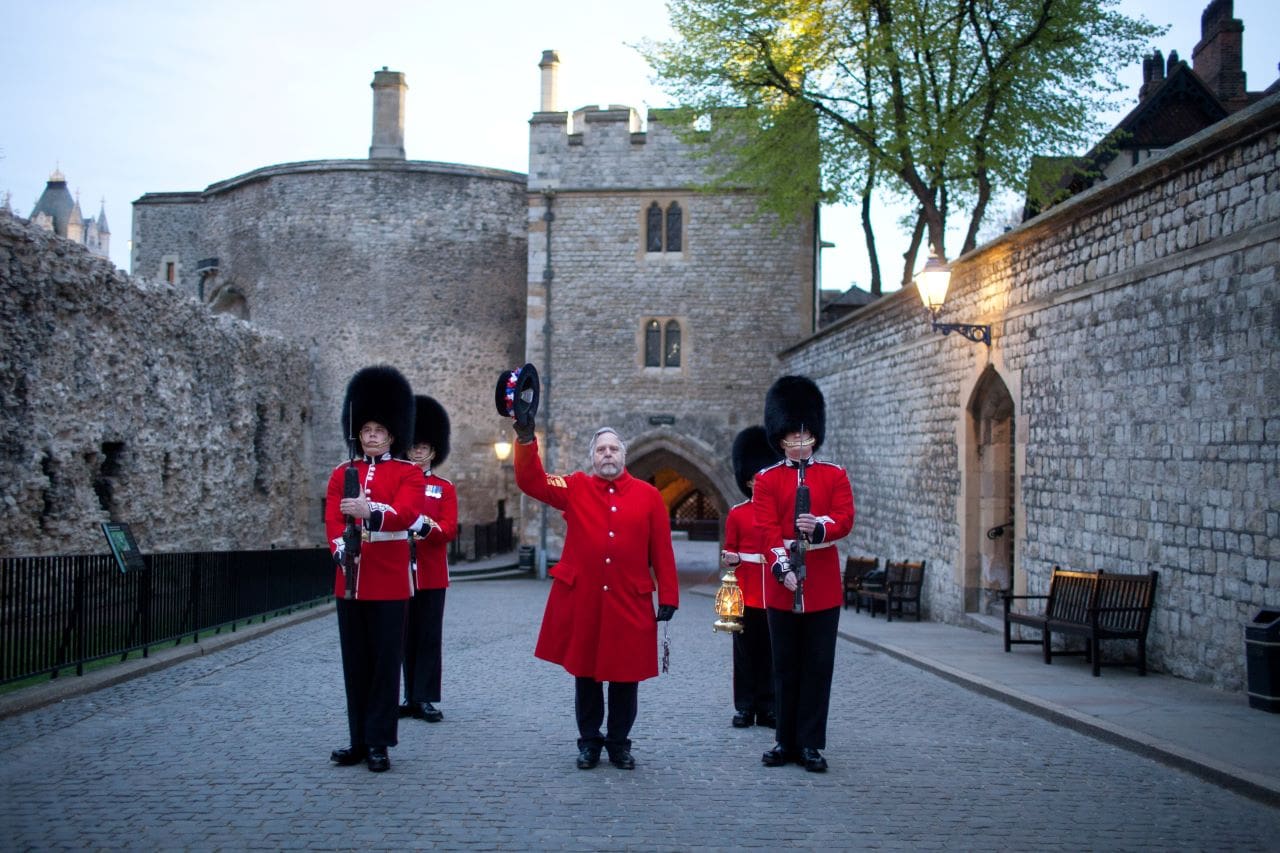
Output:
[
  {"xmin": 341, "ymin": 408, "xmax": 362, "ymax": 599},
  {"xmin": 791, "ymin": 457, "xmax": 809, "ymax": 613}
]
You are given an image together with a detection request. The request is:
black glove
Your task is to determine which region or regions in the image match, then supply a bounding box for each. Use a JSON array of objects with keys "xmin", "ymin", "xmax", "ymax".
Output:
[
  {"xmin": 513, "ymin": 414, "xmax": 536, "ymax": 443},
  {"xmin": 656, "ymin": 604, "xmax": 676, "ymax": 622}
]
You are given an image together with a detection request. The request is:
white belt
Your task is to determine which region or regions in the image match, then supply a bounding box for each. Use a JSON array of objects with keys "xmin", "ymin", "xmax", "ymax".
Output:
[
  {"xmin": 736, "ymin": 553, "xmax": 764, "ymax": 564},
  {"xmin": 367, "ymin": 530, "xmax": 408, "ymax": 542},
  {"xmin": 783, "ymin": 539, "xmax": 834, "ymax": 550}
]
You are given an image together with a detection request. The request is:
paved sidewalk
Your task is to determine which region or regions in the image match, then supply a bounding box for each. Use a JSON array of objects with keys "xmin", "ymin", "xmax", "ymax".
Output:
[{"xmin": 0, "ymin": 541, "xmax": 1277, "ymax": 850}]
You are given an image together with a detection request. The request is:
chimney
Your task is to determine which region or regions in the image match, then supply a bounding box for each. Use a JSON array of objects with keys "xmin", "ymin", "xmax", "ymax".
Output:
[
  {"xmin": 1139, "ymin": 50, "xmax": 1166, "ymax": 101},
  {"xmin": 369, "ymin": 67, "xmax": 407, "ymax": 159},
  {"xmin": 1192, "ymin": 0, "xmax": 1247, "ymax": 108},
  {"xmin": 539, "ymin": 50, "xmax": 561, "ymax": 113}
]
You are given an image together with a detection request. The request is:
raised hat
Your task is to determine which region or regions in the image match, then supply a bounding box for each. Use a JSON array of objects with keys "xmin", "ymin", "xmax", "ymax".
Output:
[{"xmin": 494, "ymin": 363, "xmax": 540, "ymax": 425}]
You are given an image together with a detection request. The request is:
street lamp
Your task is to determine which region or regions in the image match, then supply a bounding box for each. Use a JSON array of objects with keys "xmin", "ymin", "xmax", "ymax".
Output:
[
  {"xmin": 493, "ymin": 438, "xmax": 513, "ymax": 463},
  {"xmin": 916, "ymin": 254, "xmax": 990, "ymax": 346}
]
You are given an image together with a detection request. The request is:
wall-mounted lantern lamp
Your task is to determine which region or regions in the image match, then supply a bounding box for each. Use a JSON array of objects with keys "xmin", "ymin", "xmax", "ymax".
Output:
[
  {"xmin": 916, "ymin": 255, "xmax": 990, "ymax": 346},
  {"xmin": 493, "ymin": 438, "xmax": 513, "ymax": 464}
]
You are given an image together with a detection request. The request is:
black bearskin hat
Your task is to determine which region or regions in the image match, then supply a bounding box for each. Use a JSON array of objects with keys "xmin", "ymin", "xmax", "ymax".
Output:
[
  {"xmin": 732, "ymin": 425, "xmax": 781, "ymax": 498},
  {"xmin": 764, "ymin": 375, "xmax": 826, "ymax": 453},
  {"xmin": 412, "ymin": 395, "xmax": 451, "ymax": 467},
  {"xmin": 341, "ymin": 365, "xmax": 414, "ymax": 458}
]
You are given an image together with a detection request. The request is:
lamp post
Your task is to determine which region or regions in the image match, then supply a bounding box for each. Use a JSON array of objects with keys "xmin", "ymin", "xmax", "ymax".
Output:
[{"xmin": 916, "ymin": 255, "xmax": 990, "ymax": 346}]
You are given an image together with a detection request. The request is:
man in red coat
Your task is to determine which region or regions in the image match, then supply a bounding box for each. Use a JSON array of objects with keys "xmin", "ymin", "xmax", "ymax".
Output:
[
  {"xmin": 324, "ymin": 365, "xmax": 425, "ymax": 773},
  {"xmin": 721, "ymin": 425, "xmax": 780, "ymax": 729},
  {"xmin": 513, "ymin": 420, "xmax": 680, "ymax": 771},
  {"xmin": 753, "ymin": 376, "xmax": 855, "ymax": 773},
  {"xmin": 400, "ymin": 395, "xmax": 459, "ymax": 724}
]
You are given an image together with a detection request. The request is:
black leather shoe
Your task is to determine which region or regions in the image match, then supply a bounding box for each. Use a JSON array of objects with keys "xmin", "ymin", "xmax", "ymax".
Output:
[
  {"xmin": 732, "ymin": 710, "xmax": 754, "ymax": 728},
  {"xmin": 397, "ymin": 702, "xmax": 413, "ymax": 718},
  {"xmin": 330, "ymin": 746, "xmax": 367, "ymax": 766},
  {"xmin": 366, "ymin": 747, "xmax": 390, "ymax": 772},
  {"xmin": 576, "ymin": 746, "xmax": 601, "ymax": 769},
  {"xmin": 607, "ymin": 749, "xmax": 636, "ymax": 770},
  {"xmin": 761, "ymin": 744, "xmax": 797, "ymax": 767},
  {"xmin": 412, "ymin": 701, "xmax": 444, "ymax": 722},
  {"xmin": 800, "ymin": 748, "xmax": 828, "ymax": 772},
  {"xmin": 756, "ymin": 711, "xmax": 777, "ymax": 728}
]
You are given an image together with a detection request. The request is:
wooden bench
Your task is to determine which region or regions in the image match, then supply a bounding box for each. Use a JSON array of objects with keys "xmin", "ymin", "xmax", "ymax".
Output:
[
  {"xmin": 842, "ymin": 556, "xmax": 880, "ymax": 610},
  {"xmin": 859, "ymin": 560, "xmax": 925, "ymax": 622},
  {"xmin": 1004, "ymin": 566, "xmax": 1158, "ymax": 676}
]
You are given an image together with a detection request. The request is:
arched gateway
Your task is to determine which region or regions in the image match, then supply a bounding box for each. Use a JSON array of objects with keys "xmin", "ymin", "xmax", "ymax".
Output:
[{"xmin": 624, "ymin": 431, "xmax": 738, "ymax": 542}]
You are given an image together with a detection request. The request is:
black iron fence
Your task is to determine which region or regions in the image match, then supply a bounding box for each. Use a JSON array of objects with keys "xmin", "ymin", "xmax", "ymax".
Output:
[
  {"xmin": 472, "ymin": 516, "xmax": 515, "ymax": 561},
  {"xmin": 0, "ymin": 548, "xmax": 334, "ymax": 686}
]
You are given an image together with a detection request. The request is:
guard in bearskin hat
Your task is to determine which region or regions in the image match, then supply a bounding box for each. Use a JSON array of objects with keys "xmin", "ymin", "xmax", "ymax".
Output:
[
  {"xmin": 505, "ymin": 380, "xmax": 679, "ymax": 772},
  {"xmin": 752, "ymin": 375, "xmax": 855, "ymax": 773},
  {"xmin": 400, "ymin": 395, "xmax": 458, "ymax": 724},
  {"xmin": 324, "ymin": 365, "xmax": 425, "ymax": 773},
  {"xmin": 721, "ymin": 425, "xmax": 781, "ymax": 730}
]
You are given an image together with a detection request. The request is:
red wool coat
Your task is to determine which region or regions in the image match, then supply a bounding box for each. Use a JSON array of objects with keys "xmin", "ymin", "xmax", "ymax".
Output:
[
  {"xmin": 325, "ymin": 454, "xmax": 426, "ymax": 601},
  {"xmin": 413, "ymin": 471, "xmax": 458, "ymax": 590},
  {"xmin": 515, "ymin": 438, "xmax": 680, "ymax": 682},
  {"xmin": 753, "ymin": 458, "xmax": 855, "ymax": 613},
  {"xmin": 722, "ymin": 500, "xmax": 768, "ymax": 609}
]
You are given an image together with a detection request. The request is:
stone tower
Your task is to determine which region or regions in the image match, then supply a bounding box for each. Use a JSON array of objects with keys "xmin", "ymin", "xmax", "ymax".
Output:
[{"xmin": 524, "ymin": 51, "xmax": 817, "ymax": 551}]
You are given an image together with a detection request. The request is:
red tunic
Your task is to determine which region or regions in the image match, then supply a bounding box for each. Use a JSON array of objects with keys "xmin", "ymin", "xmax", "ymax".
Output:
[
  {"xmin": 753, "ymin": 459, "xmax": 855, "ymax": 613},
  {"xmin": 722, "ymin": 500, "xmax": 768, "ymax": 609},
  {"xmin": 515, "ymin": 438, "xmax": 680, "ymax": 682},
  {"xmin": 325, "ymin": 454, "xmax": 426, "ymax": 601},
  {"xmin": 413, "ymin": 471, "xmax": 458, "ymax": 590}
]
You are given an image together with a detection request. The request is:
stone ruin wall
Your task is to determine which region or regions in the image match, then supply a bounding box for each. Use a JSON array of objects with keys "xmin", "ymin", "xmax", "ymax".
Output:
[
  {"xmin": 1, "ymin": 211, "xmax": 314, "ymax": 557},
  {"xmin": 783, "ymin": 94, "xmax": 1279, "ymax": 690}
]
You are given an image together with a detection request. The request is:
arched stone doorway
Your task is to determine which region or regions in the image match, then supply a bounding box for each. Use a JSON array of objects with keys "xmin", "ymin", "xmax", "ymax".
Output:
[
  {"xmin": 626, "ymin": 432, "xmax": 735, "ymax": 542},
  {"xmin": 962, "ymin": 366, "xmax": 1016, "ymax": 616}
]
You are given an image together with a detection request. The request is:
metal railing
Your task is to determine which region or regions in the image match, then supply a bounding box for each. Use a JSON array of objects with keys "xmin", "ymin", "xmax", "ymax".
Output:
[
  {"xmin": 0, "ymin": 548, "xmax": 334, "ymax": 686},
  {"xmin": 472, "ymin": 517, "xmax": 515, "ymax": 561}
]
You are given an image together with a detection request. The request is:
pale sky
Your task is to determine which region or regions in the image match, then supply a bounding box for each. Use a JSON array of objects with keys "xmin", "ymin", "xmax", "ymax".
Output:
[{"xmin": 2, "ymin": 0, "xmax": 1277, "ymax": 292}]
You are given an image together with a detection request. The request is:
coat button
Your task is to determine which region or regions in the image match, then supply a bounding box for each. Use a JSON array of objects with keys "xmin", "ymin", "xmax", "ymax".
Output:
[
  {"xmin": 603, "ymin": 584, "xmax": 609, "ymax": 591},
  {"xmin": 605, "ymin": 558, "xmax": 611, "ymax": 564},
  {"xmin": 611, "ymin": 506, "xmax": 617, "ymax": 512},
  {"xmin": 609, "ymin": 531, "xmax": 615, "ymax": 538}
]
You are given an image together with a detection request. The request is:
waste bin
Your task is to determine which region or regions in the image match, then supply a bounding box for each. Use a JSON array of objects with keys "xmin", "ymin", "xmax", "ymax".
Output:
[
  {"xmin": 517, "ymin": 545, "xmax": 536, "ymax": 573},
  {"xmin": 1244, "ymin": 609, "xmax": 1280, "ymax": 713}
]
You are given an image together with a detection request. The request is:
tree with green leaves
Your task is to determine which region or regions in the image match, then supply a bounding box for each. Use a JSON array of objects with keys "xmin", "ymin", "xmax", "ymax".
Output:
[{"xmin": 641, "ymin": 0, "xmax": 1162, "ymax": 291}]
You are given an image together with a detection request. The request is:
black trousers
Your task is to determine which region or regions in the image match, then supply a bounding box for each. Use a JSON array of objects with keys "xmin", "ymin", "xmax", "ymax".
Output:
[
  {"xmin": 767, "ymin": 605, "xmax": 839, "ymax": 751},
  {"xmin": 403, "ymin": 587, "xmax": 446, "ymax": 703},
  {"xmin": 574, "ymin": 677, "xmax": 638, "ymax": 751},
  {"xmin": 732, "ymin": 605, "xmax": 774, "ymax": 715},
  {"xmin": 336, "ymin": 598, "xmax": 407, "ymax": 750}
]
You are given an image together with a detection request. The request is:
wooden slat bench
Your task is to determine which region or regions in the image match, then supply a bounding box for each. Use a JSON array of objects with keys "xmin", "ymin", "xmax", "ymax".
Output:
[
  {"xmin": 859, "ymin": 559, "xmax": 925, "ymax": 622},
  {"xmin": 842, "ymin": 556, "xmax": 880, "ymax": 610},
  {"xmin": 1004, "ymin": 566, "xmax": 1159, "ymax": 676}
]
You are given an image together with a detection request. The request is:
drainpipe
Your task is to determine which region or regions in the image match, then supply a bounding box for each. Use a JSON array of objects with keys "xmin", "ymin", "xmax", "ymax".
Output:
[{"xmin": 538, "ymin": 190, "xmax": 556, "ymax": 580}]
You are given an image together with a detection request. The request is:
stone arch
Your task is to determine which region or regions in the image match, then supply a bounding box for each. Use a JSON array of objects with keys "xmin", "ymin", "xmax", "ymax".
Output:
[
  {"xmin": 958, "ymin": 364, "xmax": 1018, "ymax": 616},
  {"xmin": 625, "ymin": 430, "xmax": 738, "ymax": 540},
  {"xmin": 207, "ymin": 281, "xmax": 249, "ymax": 320}
]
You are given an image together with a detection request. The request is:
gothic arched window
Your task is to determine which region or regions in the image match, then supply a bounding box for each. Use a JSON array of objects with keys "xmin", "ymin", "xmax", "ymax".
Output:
[
  {"xmin": 665, "ymin": 202, "xmax": 682, "ymax": 252},
  {"xmin": 644, "ymin": 319, "xmax": 662, "ymax": 367},
  {"xmin": 664, "ymin": 319, "xmax": 681, "ymax": 366},
  {"xmin": 642, "ymin": 318, "xmax": 684, "ymax": 369},
  {"xmin": 646, "ymin": 203, "xmax": 664, "ymax": 253},
  {"xmin": 643, "ymin": 200, "xmax": 684, "ymax": 253}
]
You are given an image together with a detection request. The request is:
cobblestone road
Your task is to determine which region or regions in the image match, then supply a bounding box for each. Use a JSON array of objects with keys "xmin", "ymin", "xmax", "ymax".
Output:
[{"xmin": 2, "ymin": 575, "xmax": 1277, "ymax": 851}]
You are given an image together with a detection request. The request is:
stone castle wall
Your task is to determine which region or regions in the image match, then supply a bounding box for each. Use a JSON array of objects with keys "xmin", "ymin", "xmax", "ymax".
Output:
[
  {"xmin": 133, "ymin": 161, "xmax": 530, "ymax": 546},
  {"xmin": 0, "ymin": 211, "xmax": 313, "ymax": 556},
  {"xmin": 783, "ymin": 95, "xmax": 1280, "ymax": 690}
]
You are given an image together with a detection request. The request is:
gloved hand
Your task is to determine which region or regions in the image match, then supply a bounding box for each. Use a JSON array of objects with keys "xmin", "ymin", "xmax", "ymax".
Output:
[
  {"xmin": 769, "ymin": 547, "xmax": 791, "ymax": 584},
  {"xmin": 656, "ymin": 604, "xmax": 676, "ymax": 622},
  {"xmin": 514, "ymin": 414, "xmax": 536, "ymax": 443}
]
